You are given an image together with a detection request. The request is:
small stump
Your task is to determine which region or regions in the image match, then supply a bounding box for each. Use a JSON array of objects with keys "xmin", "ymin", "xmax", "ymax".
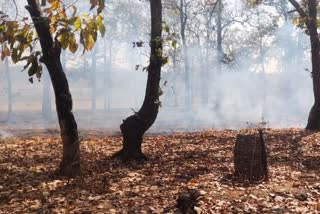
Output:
[
  {"xmin": 177, "ymin": 189, "xmax": 200, "ymax": 214},
  {"xmin": 234, "ymin": 130, "xmax": 268, "ymax": 182}
]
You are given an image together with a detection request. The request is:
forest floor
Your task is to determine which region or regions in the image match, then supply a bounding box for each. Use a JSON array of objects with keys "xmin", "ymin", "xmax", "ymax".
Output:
[{"xmin": 0, "ymin": 128, "xmax": 319, "ymax": 213}]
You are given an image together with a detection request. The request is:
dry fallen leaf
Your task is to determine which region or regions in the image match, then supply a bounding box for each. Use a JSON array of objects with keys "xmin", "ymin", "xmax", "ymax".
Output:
[{"xmin": 0, "ymin": 128, "xmax": 319, "ymax": 213}]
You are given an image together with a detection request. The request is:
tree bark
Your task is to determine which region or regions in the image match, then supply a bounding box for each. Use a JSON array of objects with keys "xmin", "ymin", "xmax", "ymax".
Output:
[
  {"xmin": 26, "ymin": 0, "xmax": 80, "ymax": 176},
  {"xmin": 305, "ymin": 0, "xmax": 320, "ymax": 130},
  {"xmin": 113, "ymin": 0, "xmax": 163, "ymax": 160},
  {"xmin": 288, "ymin": 0, "xmax": 320, "ymax": 130}
]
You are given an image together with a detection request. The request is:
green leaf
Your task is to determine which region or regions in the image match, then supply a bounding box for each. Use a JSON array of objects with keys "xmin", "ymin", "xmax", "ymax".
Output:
[{"xmin": 74, "ymin": 17, "xmax": 82, "ymax": 31}]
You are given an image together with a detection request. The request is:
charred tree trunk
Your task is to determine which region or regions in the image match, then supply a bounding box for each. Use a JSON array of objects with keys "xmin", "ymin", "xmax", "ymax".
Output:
[
  {"xmin": 306, "ymin": 0, "xmax": 320, "ymax": 130},
  {"xmin": 288, "ymin": 0, "xmax": 320, "ymax": 130},
  {"xmin": 112, "ymin": 0, "xmax": 163, "ymax": 161},
  {"xmin": 26, "ymin": 0, "xmax": 80, "ymax": 176}
]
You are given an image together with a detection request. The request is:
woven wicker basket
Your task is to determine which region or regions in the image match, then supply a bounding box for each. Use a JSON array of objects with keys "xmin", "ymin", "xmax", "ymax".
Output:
[{"xmin": 234, "ymin": 130, "xmax": 268, "ymax": 182}]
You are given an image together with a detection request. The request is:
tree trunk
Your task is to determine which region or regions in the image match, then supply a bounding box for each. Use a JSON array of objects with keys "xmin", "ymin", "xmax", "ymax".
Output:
[
  {"xmin": 180, "ymin": 0, "xmax": 191, "ymax": 107},
  {"xmin": 216, "ymin": 0, "xmax": 223, "ymax": 73},
  {"xmin": 5, "ymin": 58, "xmax": 12, "ymax": 121},
  {"xmin": 288, "ymin": 0, "xmax": 320, "ymax": 130},
  {"xmin": 214, "ymin": 0, "xmax": 223, "ymax": 114},
  {"xmin": 197, "ymin": 36, "xmax": 207, "ymax": 105},
  {"xmin": 306, "ymin": 0, "xmax": 320, "ymax": 130},
  {"xmin": 172, "ymin": 49, "xmax": 178, "ymax": 107},
  {"xmin": 26, "ymin": 0, "xmax": 80, "ymax": 176},
  {"xmin": 257, "ymin": 9, "xmax": 267, "ymax": 119},
  {"xmin": 204, "ymin": 17, "xmax": 211, "ymax": 105},
  {"xmin": 113, "ymin": 0, "xmax": 163, "ymax": 161}
]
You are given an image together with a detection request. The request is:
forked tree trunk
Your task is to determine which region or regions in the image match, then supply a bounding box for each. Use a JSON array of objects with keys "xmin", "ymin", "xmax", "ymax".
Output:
[
  {"xmin": 113, "ymin": 0, "xmax": 163, "ymax": 160},
  {"xmin": 26, "ymin": 0, "xmax": 80, "ymax": 176}
]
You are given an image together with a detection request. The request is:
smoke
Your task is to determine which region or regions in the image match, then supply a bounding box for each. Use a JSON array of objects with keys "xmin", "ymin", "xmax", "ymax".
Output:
[
  {"xmin": 0, "ymin": 1, "xmax": 314, "ymax": 133},
  {"xmin": 0, "ymin": 130, "xmax": 12, "ymax": 139}
]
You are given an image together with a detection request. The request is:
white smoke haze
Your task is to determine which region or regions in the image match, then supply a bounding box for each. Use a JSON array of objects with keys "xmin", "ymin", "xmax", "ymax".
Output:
[
  {"xmin": 0, "ymin": 130, "xmax": 12, "ymax": 139},
  {"xmin": 0, "ymin": 0, "xmax": 314, "ymax": 134}
]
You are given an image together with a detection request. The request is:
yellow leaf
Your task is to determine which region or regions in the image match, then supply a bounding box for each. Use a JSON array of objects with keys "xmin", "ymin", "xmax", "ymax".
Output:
[
  {"xmin": 50, "ymin": 1, "xmax": 61, "ymax": 10},
  {"xmin": 74, "ymin": 17, "xmax": 81, "ymax": 31}
]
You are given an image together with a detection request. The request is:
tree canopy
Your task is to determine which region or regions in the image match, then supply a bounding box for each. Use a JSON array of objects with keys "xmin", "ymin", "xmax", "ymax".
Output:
[{"xmin": 0, "ymin": 0, "xmax": 105, "ymax": 82}]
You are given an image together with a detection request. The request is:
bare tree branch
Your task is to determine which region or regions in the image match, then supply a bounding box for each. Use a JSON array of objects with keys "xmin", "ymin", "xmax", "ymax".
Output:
[{"xmin": 288, "ymin": 0, "xmax": 307, "ymax": 18}]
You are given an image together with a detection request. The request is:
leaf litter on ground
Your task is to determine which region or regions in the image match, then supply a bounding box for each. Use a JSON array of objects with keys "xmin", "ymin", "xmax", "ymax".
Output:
[{"xmin": 0, "ymin": 128, "xmax": 319, "ymax": 213}]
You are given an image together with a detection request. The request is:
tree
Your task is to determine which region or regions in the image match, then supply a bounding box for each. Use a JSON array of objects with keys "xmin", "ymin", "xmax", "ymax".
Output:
[
  {"xmin": 288, "ymin": 0, "xmax": 320, "ymax": 130},
  {"xmin": 0, "ymin": 0, "xmax": 105, "ymax": 176},
  {"xmin": 179, "ymin": 0, "xmax": 192, "ymax": 107},
  {"xmin": 25, "ymin": 0, "xmax": 79, "ymax": 176},
  {"xmin": 216, "ymin": 0, "xmax": 223, "ymax": 73},
  {"xmin": 113, "ymin": 0, "xmax": 164, "ymax": 160}
]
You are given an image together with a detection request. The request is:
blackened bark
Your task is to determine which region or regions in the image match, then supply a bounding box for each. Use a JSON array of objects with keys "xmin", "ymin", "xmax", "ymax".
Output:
[
  {"xmin": 288, "ymin": 0, "xmax": 320, "ymax": 130},
  {"xmin": 305, "ymin": 0, "xmax": 320, "ymax": 130},
  {"xmin": 26, "ymin": 0, "xmax": 80, "ymax": 176},
  {"xmin": 113, "ymin": 0, "xmax": 163, "ymax": 160}
]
